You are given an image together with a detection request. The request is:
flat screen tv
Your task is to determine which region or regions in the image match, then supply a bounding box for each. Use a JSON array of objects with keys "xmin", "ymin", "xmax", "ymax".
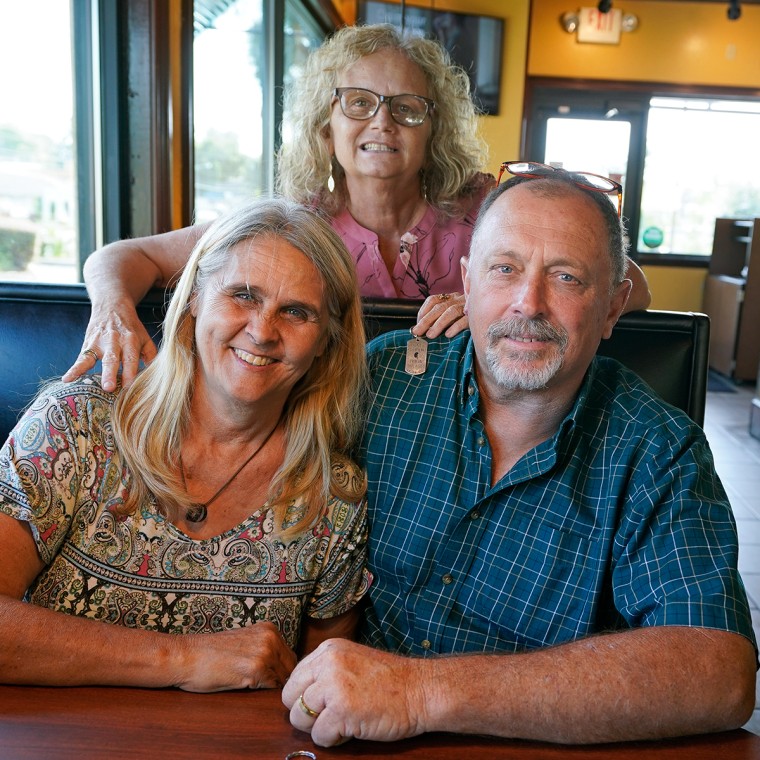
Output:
[{"xmin": 357, "ymin": 1, "xmax": 504, "ymax": 115}]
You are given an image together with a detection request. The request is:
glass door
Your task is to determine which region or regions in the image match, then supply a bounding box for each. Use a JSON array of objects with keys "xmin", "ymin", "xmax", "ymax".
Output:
[
  {"xmin": 544, "ymin": 117, "xmax": 631, "ymax": 210},
  {"xmin": 524, "ymin": 87, "xmax": 648, "ymax": 247}
]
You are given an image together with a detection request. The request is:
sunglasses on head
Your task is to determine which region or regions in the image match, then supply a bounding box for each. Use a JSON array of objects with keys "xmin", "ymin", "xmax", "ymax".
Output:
[{"xmin": 497, "ymin": 161, "xmax": 623, "ymax": 217}]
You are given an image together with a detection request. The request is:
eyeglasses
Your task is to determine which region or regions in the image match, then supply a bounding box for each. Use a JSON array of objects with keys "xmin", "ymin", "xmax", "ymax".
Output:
[
  {"xmin": 497, "ymin": 161, "xmax": 623, "ymax": 217},
  {"xmin": 333, "ymin": 87, "xmax": 435, "ymax": 127}
]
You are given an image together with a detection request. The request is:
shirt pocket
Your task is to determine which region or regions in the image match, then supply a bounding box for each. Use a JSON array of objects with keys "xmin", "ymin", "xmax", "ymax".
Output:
[{"xmin": 463, "ymin": 511, "xmax": 607, "ymax": 650}]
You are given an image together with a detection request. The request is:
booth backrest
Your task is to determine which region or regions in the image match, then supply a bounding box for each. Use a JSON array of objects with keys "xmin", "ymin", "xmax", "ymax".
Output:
[
  {"xmin": 364, "ymin": 298, "xmax": 710, "ymax": 425},
  {"xmin": 0, "ymin": 283, "xmax": 709, "ymax": 442}
]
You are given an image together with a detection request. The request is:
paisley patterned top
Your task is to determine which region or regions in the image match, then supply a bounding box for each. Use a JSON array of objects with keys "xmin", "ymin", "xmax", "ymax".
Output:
[{"xmin": 0, "ymin": 377, "xmax": 371, "ymax": 650}]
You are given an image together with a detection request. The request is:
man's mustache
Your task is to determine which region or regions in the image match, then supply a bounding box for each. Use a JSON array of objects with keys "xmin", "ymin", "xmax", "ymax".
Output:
[{"xmin": 486, "ymin": 317, "xmax": 569, "ymax": 351}]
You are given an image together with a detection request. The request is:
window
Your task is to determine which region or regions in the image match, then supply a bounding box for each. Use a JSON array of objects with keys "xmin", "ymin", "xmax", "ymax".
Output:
[
  {"xmin": 639, "ymin": 97, "xmax": 760, "ymax": 257},
  {"xmin": 282, "ymin": 0, "xmax": 325, "ymax": 135},
  {"xmin": 525, "ymin": 83, "xmax": 760, "ymax": 264},
  {"xmin": 1, "ymin": 0, "xmax": 331, "ymax": 284},
  {"xmin": 544, "ymin": 117, "xmax": 631, "ymax": 212},
  {"xmin": 193, "ymin": 1, "xmax": 267, "ymax": 223},
  {"xmin": 0, "ymin": 2, "xmax": 78, "ymax": 283},
  {"xmin": 192, "ymin": 0, "xmax": 326, "ymax": 223}
]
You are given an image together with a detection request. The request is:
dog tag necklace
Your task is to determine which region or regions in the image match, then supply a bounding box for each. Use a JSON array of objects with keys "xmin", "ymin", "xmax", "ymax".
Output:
[{"xmin": 405, "ymin": 331, "xmax": 428, "ymax": 375}]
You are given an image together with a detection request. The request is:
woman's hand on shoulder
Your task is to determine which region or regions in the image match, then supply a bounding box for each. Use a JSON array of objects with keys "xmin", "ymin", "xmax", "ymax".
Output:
[
  {"xmin": 62, "ymin": 298, "xmax": 158, "ymax": 392},
  {"xmin": 64, "ymin": 224, "xmax": 208, "ymax": 391},
  {"xmin": 413, "ymin": 292, "xmax": 468, "ymax": 339}
]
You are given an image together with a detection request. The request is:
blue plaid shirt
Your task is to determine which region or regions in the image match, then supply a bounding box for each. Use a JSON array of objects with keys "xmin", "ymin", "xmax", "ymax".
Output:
[{"xmin": 360, "ymin": 330, "xmax": 756, "ymax": 657}]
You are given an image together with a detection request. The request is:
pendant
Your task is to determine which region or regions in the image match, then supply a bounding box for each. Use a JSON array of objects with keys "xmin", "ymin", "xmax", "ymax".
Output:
[
  {"xmin": 186, "ymin": 503, "xmax": 208, "ymax": 523},
  {"xmin": 405, "ymin": 336, "xmax": 428, "ymax": 376}
]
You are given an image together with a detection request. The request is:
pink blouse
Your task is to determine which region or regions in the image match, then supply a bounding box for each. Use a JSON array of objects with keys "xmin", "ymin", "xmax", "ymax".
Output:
[{"xmin": 329, "ymin": 175, "xmax": 493, "ymax": 299}]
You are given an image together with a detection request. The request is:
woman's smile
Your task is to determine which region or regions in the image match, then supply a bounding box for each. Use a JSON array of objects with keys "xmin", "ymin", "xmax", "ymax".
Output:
[{"xmin": 232, "ymin": 348, "xmax": 276, "ymax": 367}]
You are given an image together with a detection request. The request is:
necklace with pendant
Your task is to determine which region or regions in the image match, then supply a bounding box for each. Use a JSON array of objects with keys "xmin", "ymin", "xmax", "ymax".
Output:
[{"xmin": 180, "ymin": 423, "xmax": 279, "ymax": 523}]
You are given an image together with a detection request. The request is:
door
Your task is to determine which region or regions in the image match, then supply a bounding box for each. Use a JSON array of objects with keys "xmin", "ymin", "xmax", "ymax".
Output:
[{"xmin": 524, "ymin": 86, "xmax": 648, "ymax": 245}]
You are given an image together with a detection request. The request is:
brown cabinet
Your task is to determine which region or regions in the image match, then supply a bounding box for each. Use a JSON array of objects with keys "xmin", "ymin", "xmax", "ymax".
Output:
[{"xmin": 702, "ymin": 218, "xmax": 760, "ymax": 382}]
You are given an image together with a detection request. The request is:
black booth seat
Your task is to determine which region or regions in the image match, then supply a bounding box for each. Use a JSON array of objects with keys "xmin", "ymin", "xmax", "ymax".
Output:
[{"xmin": 0, "ymin": 283, "xmax": 709, "ymax": 442}]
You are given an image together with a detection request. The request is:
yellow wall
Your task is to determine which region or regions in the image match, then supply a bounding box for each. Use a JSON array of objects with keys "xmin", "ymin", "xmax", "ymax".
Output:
[
  {"xmin": 460, "ymin": 0, "xmax": 530, "ymax": 169},
  {"xmin": 528, "ymin": 0, "xmax": 760, "ymax": 87},
  {"xmin": 643, "ymin": 266, "xmax": 707, "ymax": 312},
  {"xmin": 526, "ymin": 0, "xmax": 760, "ymax": 310}
]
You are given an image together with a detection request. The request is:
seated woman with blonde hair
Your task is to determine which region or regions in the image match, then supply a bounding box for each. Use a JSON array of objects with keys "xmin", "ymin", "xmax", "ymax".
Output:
[{"xmin": 0, "ymin": 198, "xmax": 370, "ymax": 691}]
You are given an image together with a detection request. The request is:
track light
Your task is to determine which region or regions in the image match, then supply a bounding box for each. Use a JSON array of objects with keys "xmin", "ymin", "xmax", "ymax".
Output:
[
  {"xmin": 727, "ymin": 0, "xmax": 741, "ymax": 20},
  {"xmin": 598, "ymin": 0, "xmax": 612, "ymax": 12}
]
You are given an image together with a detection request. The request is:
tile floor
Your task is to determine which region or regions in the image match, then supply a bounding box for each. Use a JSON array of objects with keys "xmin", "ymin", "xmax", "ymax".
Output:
[{"xmin": 702, "ymin": 381, "xmax": 760, "ymax": 735}]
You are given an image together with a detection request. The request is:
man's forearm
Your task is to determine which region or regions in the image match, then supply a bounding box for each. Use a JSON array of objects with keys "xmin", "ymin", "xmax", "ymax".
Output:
[{"xmin": 420, "ymin": 626, "xmax": 755, "ymax": 744}]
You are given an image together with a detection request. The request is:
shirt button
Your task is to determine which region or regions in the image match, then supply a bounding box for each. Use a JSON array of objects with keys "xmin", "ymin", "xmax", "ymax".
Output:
[
  {"xmin": 421, "ymin": 639, "xmax": 431, "ymax": 650},
  {"xmin": 468, "ymin": 385, "xmax": 475, "ymax": 397},
  {"xmin": 470, "ymin": 510, "xmax": 480, "ymax": 520},
  {"xmin": 442, "ymin": 573, "xmax": 454, "ymax": 585},
  {"xmin": 477, "ymin": 436, "xmax": 486, "ymax": 447}
]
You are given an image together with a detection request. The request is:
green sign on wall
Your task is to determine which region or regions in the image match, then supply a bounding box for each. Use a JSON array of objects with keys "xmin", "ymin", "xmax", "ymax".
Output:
[{"xmin": 642, "ymin": 226, "xmax": 664, "ymax": 248}]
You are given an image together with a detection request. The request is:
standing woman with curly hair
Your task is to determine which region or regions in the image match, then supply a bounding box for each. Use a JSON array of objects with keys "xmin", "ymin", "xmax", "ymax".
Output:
[{"xmin": 277, "ymin": 24, "xmax": 490, "ymax": 301}]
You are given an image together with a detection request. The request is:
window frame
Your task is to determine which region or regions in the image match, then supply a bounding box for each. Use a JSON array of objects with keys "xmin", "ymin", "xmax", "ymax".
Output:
[
  {"xmin": 187, "ymin": 0, "xmax": 335, "ymax": 227},
  {"xmin": 73, "ymin": 0, "xmax": 175, "ymax": 255},
  {"xmin": 524, "ymin": 77, "xmax": 760, "ymax": 268},
  {"xmin": 94, "ymin": 0, "xmax": 335, "ymax": 245}
]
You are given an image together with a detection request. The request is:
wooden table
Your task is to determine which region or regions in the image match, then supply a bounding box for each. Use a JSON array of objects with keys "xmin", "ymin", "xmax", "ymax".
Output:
[{"xmin": 1, "ymin": 684, "xmax": 759, "ymax": 759}]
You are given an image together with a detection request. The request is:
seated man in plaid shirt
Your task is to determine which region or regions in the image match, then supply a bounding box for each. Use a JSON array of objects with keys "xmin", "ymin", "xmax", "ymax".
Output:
[{"xmin": 284, "ymin": 167, "xmax": 757, "ymax": 747}]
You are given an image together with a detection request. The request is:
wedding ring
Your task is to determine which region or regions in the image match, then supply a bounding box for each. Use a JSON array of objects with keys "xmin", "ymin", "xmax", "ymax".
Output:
[
  {"xmin": 437, "ymin": 293, "xmax": 451, "ymax": 302},
  {"xmin": 80, "ymin": 348, "xmax": 99, "ymax": 362},
  {"xmin": 285, "ymin": 752, "xmax": 317, "ymax": 760},
  {"xmin": 297, "ymin": 693, "xmax": 320, "ymax": 719}
]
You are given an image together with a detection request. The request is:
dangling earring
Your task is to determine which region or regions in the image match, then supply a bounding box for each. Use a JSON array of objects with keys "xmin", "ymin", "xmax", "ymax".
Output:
[
  {"xmin": 420, "ymin": 169, "xmax": 428, "ymax": 201},
  {"xmin": 327, "ymin": 157, "xmax": 335, "ymax": 194}
]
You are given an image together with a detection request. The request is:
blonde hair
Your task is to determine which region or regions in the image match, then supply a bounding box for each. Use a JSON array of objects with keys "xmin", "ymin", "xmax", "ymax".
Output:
[
  {"xmin": 112, "ymin": 198, "xmax": 368, "ymax": 529},
  {"xmin": 276, "ymin": 23, "xmax": 488, "ymax": 218}
]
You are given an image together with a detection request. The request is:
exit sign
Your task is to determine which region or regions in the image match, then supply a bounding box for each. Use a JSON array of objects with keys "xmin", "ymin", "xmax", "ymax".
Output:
[{"xmin": 577, "ymin": 7, "xmax": 622, "ymax": 44}]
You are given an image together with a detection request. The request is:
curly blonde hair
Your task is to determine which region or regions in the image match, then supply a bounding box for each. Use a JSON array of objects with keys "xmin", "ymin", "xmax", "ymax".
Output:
[{"xmin": 276, "ymin": 24, "xmax": 488, "ymax": 218}]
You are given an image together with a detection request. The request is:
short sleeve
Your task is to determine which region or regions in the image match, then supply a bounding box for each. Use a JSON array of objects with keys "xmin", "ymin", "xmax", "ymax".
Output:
[
  {"xmin": 612, "ymin": 432, "xmax": 756, "ymax": 647},
  {"xmin": 305, "ymin": 460, "xmax": 372, "ymax": 619},
  {"xmin": 0, "ymin": 378, "xmax": 115, "ymax": 564}
]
